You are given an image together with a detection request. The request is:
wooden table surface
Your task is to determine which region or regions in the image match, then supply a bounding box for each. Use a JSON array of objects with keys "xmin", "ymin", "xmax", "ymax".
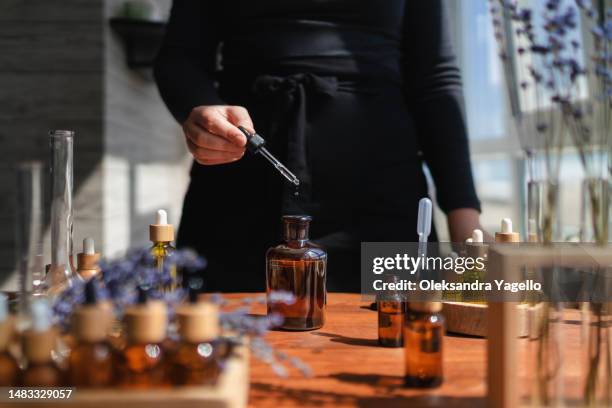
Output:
[{"xmin": 238, "ymin": 293, "xmax": 584, "ymax": 408}]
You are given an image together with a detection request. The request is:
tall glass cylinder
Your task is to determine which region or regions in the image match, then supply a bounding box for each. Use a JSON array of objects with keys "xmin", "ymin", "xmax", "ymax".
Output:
[
  {"xmin": 15, "ymin": 162, "xmax": 46, "ymax": 313},
  {"xmin": 580, "ymin": 177, "xmax": 610, "ymax": 245},
  {"xmin": 47, "ymin": 130, "xmax": 76, "ymax": 294}
]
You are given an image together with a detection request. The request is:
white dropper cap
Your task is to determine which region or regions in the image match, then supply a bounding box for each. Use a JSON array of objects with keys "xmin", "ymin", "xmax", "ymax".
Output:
[
  {"xmin": 83, "ymin": 237, "xmax": 95, "ymax": 255},
  {"xmin": 416, "ymin": 198, "xmax": 432, "ymax": 242},
  {"xmin": 472, "ymin": 229, "xmax": 484, "ymax": 243},
  {"xmin": 156, "ymin": 209, "xmax": 168, "ymax": 225},
  {"xmin": 501, "ymin": 218, "xmax": 513, "ymax": 233},
  {"xmin": 465, "ymin": 237, "xmax": 473, "ymax": 243},
  {"xmin": 150, "ymin": 209, "xmax": 174, "ymax": 243},
  {"xmin": 30, "ymin": 299, "xmax": 51, "ymax": 332},
  {"xmin": 0, "ymin": 293, "xmax": 7, "ymax": 323}
]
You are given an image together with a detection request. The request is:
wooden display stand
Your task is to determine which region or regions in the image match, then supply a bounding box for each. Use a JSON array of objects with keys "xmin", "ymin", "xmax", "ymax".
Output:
[
  {"xmin": 18, "ymin": 342, "xmax": 249, "ymax": 408},
  {"xmin": 442, "ymin": 301, "xmax": 532, "ymax": 338},
  {"xmin": 486, "ymin": 244, "xmax": 612, "ymax": 408}
]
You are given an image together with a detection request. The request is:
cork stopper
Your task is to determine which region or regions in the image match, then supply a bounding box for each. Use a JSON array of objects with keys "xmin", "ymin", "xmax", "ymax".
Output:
[
  {"xmin": 124, "ymin": 291, "xmax": 167, "ymax": 344},
  {"xmin": 150, "ymin": 209, "xmax": 174, "ymax": 242},
  {"xmin": 77, "ymin": 238, "xmax": 101, "ymax": 279},
  {"xmin": 176, "ymin": 302, "xmax": 219, "ymax": 343},
  {"xmin": 466, "ymin": 229, "xmax": 488, "ymax": 258},
  {"xmin": 495, "ymin": 218, "xmax": 520, "ymax": 243},
  {"xmin": 408, "ymin": 302, "xmax": 443, "ymax": 313}
]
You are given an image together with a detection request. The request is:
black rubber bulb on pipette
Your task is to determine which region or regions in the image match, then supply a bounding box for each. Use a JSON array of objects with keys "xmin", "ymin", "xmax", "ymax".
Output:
[
  {"xmin": 84, "ymin": 279, "xmax": 98, "ymax": 305},
  {"xmin": 137, "ymin": 287, "xmax": 148, "ymax": 304},
  {"xmin": 237, "ymin": 126, "xmax": 265, "ymax": 153}
]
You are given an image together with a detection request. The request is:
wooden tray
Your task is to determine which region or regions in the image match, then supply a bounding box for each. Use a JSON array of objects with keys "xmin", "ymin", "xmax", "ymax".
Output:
[
  {"xmin": 17, "ymin": 342, "xmax": 249, "ymax": 408},
  {"xmin": 442, "ymin": 301, "xmax": 538, "ymax": 338}
]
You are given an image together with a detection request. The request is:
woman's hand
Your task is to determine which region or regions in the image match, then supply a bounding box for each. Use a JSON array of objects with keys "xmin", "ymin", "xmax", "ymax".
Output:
[
  {"xmin": 447, "ymin": 208, "xmax": 493, "ymax": 243},
  {"xmin": 182, "ymin": 105, "xmax": 254, "ymax": 165}
]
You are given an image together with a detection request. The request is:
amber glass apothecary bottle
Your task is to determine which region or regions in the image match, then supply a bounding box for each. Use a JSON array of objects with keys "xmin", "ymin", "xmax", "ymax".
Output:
[
  {"xmin": 404, "ymin": 302, "xmax": 444, "ymax": 388},
  {"xmin": 266, "ymin": 215, "xmax": 326, "ymax": 331}
]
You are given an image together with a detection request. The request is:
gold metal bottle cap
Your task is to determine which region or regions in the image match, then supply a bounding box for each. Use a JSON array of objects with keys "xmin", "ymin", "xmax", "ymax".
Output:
[
  {"xmin": 176, "ymin": 302, "xmax": 219, "ymax": 343},
  {"xmin": 124, "ymin": 300, "xmax": 167, "ymax": 344}
]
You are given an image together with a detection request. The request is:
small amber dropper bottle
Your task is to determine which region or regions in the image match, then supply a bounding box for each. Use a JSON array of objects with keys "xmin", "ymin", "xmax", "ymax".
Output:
[
  {"xmin": 404, "ymin": 301, "xmax": 444, "ymax": 388},
  {"xmin": 377, "ymin": 275, "xmax": 404, "ymax": 347},
  {"xmin": 115, "ymin": 288, "xmax": 168, "ymax": 388},
  {"xmin": 149, "ymin": 209, "xmax": 177, "ymax": 289},
  {"xmin": 76, "ymin": 237, "xmax": 101, "ymax": 280},
  {"xmin": 21, "ymin": 299, "xmax": 64, "ymax": 386},
  {"xmin": 171, "ymin": 290, "xmax": 221, "ymax": 385},
  {"xmin": 0, "ymin": 294, "xmax": 19, "ymax": 386},
  {"xmin": 68, "ymin": 280, "xmax": 113, "ymax": 387}
]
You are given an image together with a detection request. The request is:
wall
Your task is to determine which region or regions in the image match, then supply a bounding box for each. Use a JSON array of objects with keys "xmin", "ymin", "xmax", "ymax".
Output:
[{"xmin": 0, "ymin": 0, "xmax": 190, "ymax": 290}]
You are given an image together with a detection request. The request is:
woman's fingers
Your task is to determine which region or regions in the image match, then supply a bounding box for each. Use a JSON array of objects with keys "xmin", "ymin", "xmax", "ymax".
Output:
[
  {"xmin": 183, "ymin": 105, "xmax": 255, "ymax": 165},
  {"xmin": 190, "ymin": 105, "xmax": 252, "ymax": 147},
  {"xmin": 184, "ymin": 121, "xmax": 244, "ymax": 153},
  {"xmin": 186, "ymin": 138, "xmax": 244, "ymax": 165}
]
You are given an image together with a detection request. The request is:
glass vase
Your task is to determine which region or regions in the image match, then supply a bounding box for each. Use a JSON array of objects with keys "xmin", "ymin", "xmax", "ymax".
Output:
[
  {"xmin": 580, "ymin": 177, "xmax": 610, "ymax": 245},
  {"xmin": 46, "ymin": 130, "xmax": 76, "ymax": 294},
  {"xmin": 581, "ymin": 300, "xmax": 611, "ymax": 407},
  {"xmin": 15, "ymin": 162, "xmax": 46, "ymax": 314}
]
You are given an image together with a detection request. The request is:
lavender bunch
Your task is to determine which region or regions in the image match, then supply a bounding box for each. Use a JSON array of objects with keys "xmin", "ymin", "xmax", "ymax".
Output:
[
  {"xmin": 52, "ymin": 249, "xmax": 311, "ymax": 378},
  {"xmin": 212, "ymin": 291, "xmax": 312, "ymax": 377},
  {"xmin": 53, "ymin": 247, "xmax": 204, "ymax": 328}
]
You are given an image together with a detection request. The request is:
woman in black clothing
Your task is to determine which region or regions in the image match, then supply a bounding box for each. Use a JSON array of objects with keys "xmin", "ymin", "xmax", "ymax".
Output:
[{"xmin": 154, "ymin": 0, "xmax": 486, "ymax": 292}]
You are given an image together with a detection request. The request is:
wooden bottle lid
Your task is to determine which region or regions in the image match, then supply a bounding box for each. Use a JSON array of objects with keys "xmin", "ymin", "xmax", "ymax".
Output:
[
  {"xmin": 124, "ymin": 300, "xmax": 167, "ymax": 344},
  {"xmin": 176, "ymin": 302, "xmax": 219, "ymax": 343},
  {"xmin": 23, "ymin": 328, "xmax": 57, "ymax": 364},
  {"xmin": 0, "ymin": 316, "xmax": 15, "ymax": 351},
  {"xmin": 149, "ymin": 209, "xmax": 174, "ymax": 242},
  {"xmin": 408, "ymin": 302, "xmax": 443, "ymax": 313},
  {"xmin": 76, "ymin": 252, "xmax": 101, "ymax": 279},
  {"xmin": 495, "ymin": 218, "xmax": 521, "ymax": 243},
  {"xmin": 72, "ymin": 305, "xmax": 110, "ymax": 342}
]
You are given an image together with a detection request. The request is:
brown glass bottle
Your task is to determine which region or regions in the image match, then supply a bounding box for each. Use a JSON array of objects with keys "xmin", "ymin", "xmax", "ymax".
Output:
[
  {"xmin": 266, "ymin": 215, "xmax": 326, "ymax": 331},
  {"xmin": 68, "ymin": 280, "xmax": 113, "ymax": 387},
  {"xmin": 0, "ymin": 310, "xmax": 18, "ymax": 386},
  {"xmin": 378, "ymin": 300, "xmax": 404, "ymax": 347},
  {"xmin": 171, "ymin": 300, "xmax": 221, "ymax": 385},
  {"xmin": 115, "ymin": 292, "xmax": 169, "ymax": 388},
  {"xmin": 22, "ymin": 300, "xmax": 64, "ymax": 386},
  {"xmin": 404, "ymin": 302, "xmax": 444, "ymax": 388},
  {"xmin": 377, "ymin": 274, "xmax": 405, "ymax": 347}
]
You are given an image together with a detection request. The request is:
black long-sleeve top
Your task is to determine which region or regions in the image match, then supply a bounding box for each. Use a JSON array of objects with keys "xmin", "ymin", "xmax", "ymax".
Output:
[{"xmin": 154, "ymin": 0, "xmax": 480, "ymax": 216}]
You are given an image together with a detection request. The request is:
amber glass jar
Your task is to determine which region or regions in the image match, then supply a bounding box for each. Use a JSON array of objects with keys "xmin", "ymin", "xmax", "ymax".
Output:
[
  {"xmin": 0, "ymin": 314, "xmax": 18, "ymax": 386},
  {"xmin": 170, "ymin": 302, "xmax": 221, "ymax": 385},
  {"xmin": 266, "ymin": 215, "xmax": 326, "ymax": 331},
  {"xmin": 115, "ymin": 296, "xmax": 169, "ymax": 388},
  {"xmin": 404, "ymin": 302, "xmax": 444, "ymax": 388},
  {"xmin": 21, "ymin": 300, "xmax": 64, "ymax": 386},
  {"xmin": 68, "ymin": 282, "xmax": 113, "ymax": 387}
]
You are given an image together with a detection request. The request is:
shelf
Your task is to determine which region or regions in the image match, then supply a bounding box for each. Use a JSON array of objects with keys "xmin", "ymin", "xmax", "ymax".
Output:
[{"xmin": 109, "ymin": 17, "xmax": 167, "ymax": 69}]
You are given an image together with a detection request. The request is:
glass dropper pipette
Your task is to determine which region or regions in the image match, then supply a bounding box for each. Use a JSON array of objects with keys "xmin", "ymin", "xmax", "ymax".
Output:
[{"xmin": 237, "ymin": 126, "xmax": 300, "ymax": 186}]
